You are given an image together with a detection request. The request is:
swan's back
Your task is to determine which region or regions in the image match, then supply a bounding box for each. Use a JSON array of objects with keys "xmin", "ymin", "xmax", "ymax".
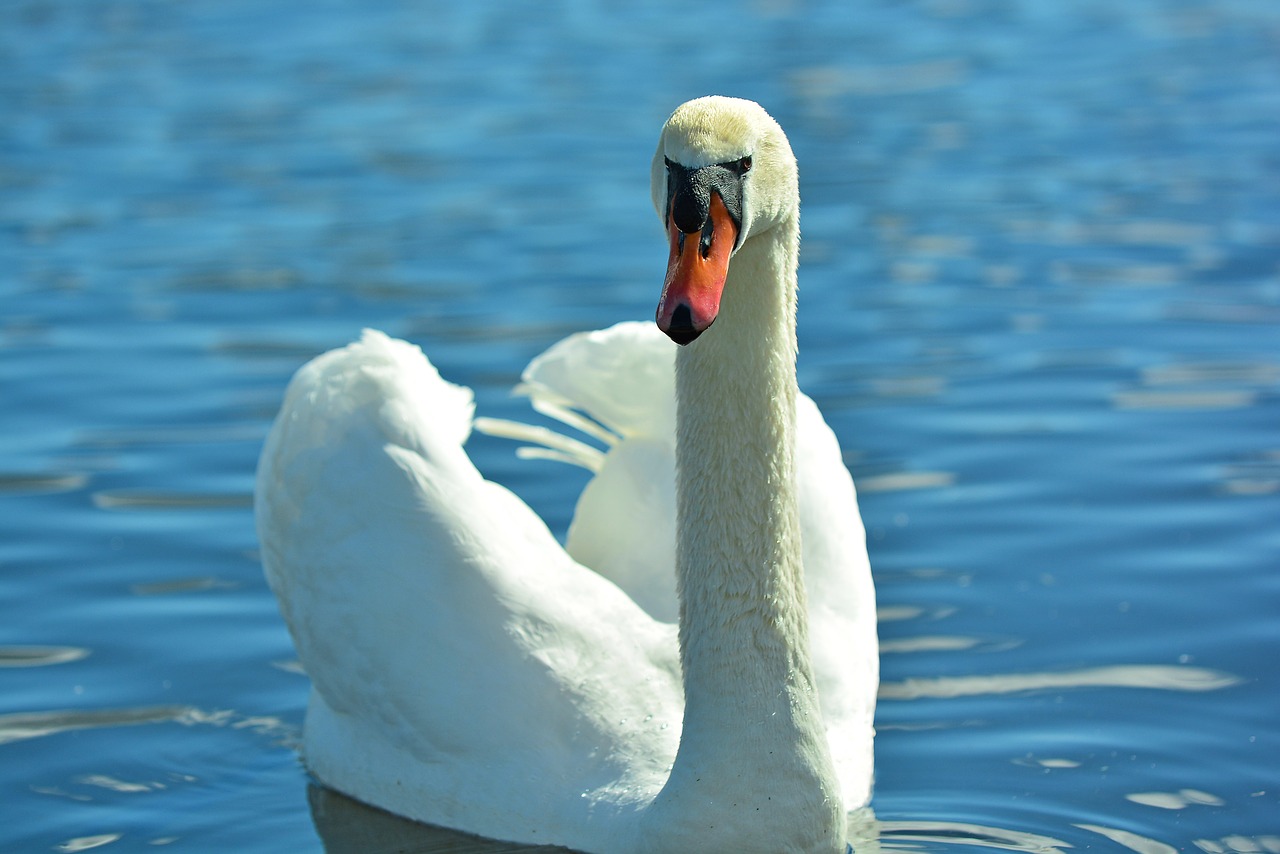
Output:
[{"xmin": 256, "ymin": 330, "xmax": 682, "ymax": 851}]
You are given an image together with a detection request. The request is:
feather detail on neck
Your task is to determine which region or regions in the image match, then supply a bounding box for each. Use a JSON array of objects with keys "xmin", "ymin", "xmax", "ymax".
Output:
[{"xmin": 647, "ymin": 213, "xmax": 844, "ymax": 852}]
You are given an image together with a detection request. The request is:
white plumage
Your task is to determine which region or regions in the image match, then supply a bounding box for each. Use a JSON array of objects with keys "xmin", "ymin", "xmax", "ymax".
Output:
[{"xmin": 257, "ymin": 97, "xmax": 877, "ymax": 853}]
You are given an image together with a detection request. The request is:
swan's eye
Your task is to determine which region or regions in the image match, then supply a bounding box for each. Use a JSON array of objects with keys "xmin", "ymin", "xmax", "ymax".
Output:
[{"xmin": 715, "ymin": 156, "xmax": 752, "ymax": 177}]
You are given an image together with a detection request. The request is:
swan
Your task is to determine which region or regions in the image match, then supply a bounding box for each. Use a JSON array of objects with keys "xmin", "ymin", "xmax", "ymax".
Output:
[{"xmin": 256, "ymin": 96, "xmax": 878, "ymax": 853}]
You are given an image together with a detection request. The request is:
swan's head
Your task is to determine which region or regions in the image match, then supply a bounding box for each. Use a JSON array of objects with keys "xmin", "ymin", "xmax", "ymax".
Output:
[{"xmin": 651, "ymin": 96, "xmax": 797, "ymax": 345}]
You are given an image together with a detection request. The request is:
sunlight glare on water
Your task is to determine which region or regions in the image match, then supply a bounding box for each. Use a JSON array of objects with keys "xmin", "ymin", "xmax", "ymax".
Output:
[{"xmin": 2, "ymin": 0, "xmax": 1278, "ymax": 852}]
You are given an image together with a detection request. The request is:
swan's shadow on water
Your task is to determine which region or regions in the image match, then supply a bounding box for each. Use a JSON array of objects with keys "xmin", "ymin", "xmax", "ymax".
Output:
[
  {"xmin": 309, "ymin": 785, "xmax": 1074, "ymax": 854},
  {"xmin": 309, "ymin": 785, "xmax": 576, "ymax": 853}
]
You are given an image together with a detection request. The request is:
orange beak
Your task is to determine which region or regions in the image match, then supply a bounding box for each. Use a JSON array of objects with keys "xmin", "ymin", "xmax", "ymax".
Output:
[{"xmin": 656, "ymin": 192, "xmax": 738, "ymax": 345}]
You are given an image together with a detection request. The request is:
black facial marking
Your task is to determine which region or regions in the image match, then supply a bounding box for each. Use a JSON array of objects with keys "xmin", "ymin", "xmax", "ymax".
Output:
[{"xmin": 664, "ymin": 156, "xmax": 748, "ymax": 245}]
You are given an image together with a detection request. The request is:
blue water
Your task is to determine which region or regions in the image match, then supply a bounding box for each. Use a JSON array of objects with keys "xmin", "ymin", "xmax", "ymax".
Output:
[{"xmin": 3, "ymin": 0, "xmax": 1278, "ymax": 851}]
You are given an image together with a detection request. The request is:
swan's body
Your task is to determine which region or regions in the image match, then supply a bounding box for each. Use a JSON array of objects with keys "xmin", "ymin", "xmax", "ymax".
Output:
[{"xmin": 257, "ymin": 97, "xmax": 877, "ymax": 853}]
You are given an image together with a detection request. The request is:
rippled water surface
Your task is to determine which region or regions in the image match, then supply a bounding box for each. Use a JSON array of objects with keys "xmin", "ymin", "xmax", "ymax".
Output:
[{"xmin": 3, "ymin": 1, "xmax": 1278, "ymax": 851}]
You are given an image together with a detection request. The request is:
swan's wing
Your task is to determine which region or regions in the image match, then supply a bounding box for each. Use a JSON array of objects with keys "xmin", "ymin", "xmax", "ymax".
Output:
[
  {"xmin": 516, "ymin": 322, "xmax": 681, "ymax": 623},
  {"xmin": 513, "ymin": 321, "xmax": 878, "ymax": 806},
  {"xmin": 793, "ymin": 393, "xmax": 879, "ymax": 808},
  {"xmin": 255, "ymin": 330, "xmax": 681, "ymax": 845}
]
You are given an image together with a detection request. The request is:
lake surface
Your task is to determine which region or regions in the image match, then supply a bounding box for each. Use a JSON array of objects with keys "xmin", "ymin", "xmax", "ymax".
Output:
[{"xmin": 3, "ymin": 0, "xmax": 1278, "ymax": 851}]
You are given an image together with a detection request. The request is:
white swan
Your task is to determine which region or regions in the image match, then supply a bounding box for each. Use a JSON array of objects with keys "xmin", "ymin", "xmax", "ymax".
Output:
[{"xmin": 256, "ymin": 96, "xmax": 878, "ymax": 853}]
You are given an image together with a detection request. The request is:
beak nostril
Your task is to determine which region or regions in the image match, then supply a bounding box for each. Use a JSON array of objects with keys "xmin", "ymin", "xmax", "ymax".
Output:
[{"xmin": 699, "ymin": 219, "xmax": 714, "ymax": 259}]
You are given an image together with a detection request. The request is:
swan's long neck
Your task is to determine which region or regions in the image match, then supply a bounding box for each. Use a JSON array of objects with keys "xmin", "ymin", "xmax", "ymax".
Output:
[{"xmin": 649, "ymin": 214, "xmax": 843, "ymax": 850}]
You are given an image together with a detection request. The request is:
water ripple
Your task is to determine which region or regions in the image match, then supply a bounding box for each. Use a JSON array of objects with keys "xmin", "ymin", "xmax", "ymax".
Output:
[
  {"xmin": 868, "ymin": 819, "xmax": 1068, "ymax": 853},
  {"xmin": 91, "ymin": 491, "xmax": 253, "ymax": 511},
  {"xmin": 0, "ymin": 646, "xmax": 90, "ymax": 668},
  {"xmin": 0, "ymin": 472, "xmax": 88, "ymax": 494},
  {"xmin": 1111, "ymin": 390, "xmax": 1257, "ymax": 411},
  {"xmin": 857, "ymin": 471, "xmax": 957, "ymax": 493},
  {"xmin": 1194, "ymin": 835, "xmax": 1280, "ymax": 853},
  {"xmin": 56, "ymin": 834, "xmax": 122, "ymax": 853},
  {"xmin": 878, "ymin": 665, "xmax": 1241, "ymax": 701},
  {"xmin": 880, "ymin": 635, "xmax": 1021, "ymax": 655},
  {"xmin": 1126, "ymin": 789, "xmax": 1225, "ymax": 810},
  {"xmin": 0, "ymin": 706, "xmax": 196, "ymax": 746},
  {"xmin": 0, "ymin": 705, "xmax": 297, "ymax": 748},
  {"xmin": 1074, "ymin": 824, "xmax": 1177, "ymax": 854}
]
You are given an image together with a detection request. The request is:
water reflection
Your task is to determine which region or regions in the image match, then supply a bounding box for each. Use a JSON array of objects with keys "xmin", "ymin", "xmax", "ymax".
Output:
[
  {"xmin": 879, "ymin": 665, "xmax": 1240, "ymax": 701},
  {"xmin": 1141, "ymin": 363, "xmax": 1280, "ymax": 388},
  {"xmin": 0, "ymin": 706, "xmax": 196, "ymax": 746},
  {"xmin": 129, "ymin": 577, "xmax": 239, "ymax": 596},
  {"xmin": 1194, "ymin": 836, "xmax": 1280, "ymax": 854},
  {"xmin": 91, "ymin": 490, "xmax": 253, "ymax": 510},
  {"xmin": 1073, "ymin": 823, "xmax": 1176, "ymax": 854},
  {"xmin": 0, "ymin": 705, "xmax": 294, "ymax": 748},
  {"xmin": 879, "ymin": 635, "xmax": 1011, "ymax": 655},
  {"xmin": 790, "ymin": 58, "xmax": 970, "ymax": 101},
  {"xmin": 858, "ymin": 471, "xmax": 957, "ymax": 493},
  {"xmin": 0, "ymin": 472, "xmax": 88, "ymax": 494},
  {"xmin": 308, "ymin": 788, "xmax": 1086, "ymax": 854},
  {"xmin": 55, "ymin": 834, "xmax": 123, "ymax": 853},
  {"xmin": 1111, "ymin": 390, "xmax": 1256, "ymax": 411},
  {"xmin": 866, "ymin": 819, "xmax": 1068, "ymax": 853},
  {"xmin": 75, "ymin": 774, "xmax": 165, "ymax": 794},
  {"xmin": 1165, "ymin": 303, "xmax": 1280, "ymax": 325},
  {"xmin": 1219, "ymin": 453, "xmax": 1280, "ymax": 497},
  {"xmin": 0, "ymin": 646, "xmax": 89, "ymax": 668},
  {"xmin": 1126, "ymin": 789, "xmax": 1224, "ymax": 810},
  {"xmin": 309, "ymin": 786, "xmax": 575, "ymax": 854},
  {"xmin": 311, "ymin": 791, "xmax": 1169, "ymax": 854},
  {"xmin": 76, "ymin": 424, "xmax": 265, "ymax": 448}
]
